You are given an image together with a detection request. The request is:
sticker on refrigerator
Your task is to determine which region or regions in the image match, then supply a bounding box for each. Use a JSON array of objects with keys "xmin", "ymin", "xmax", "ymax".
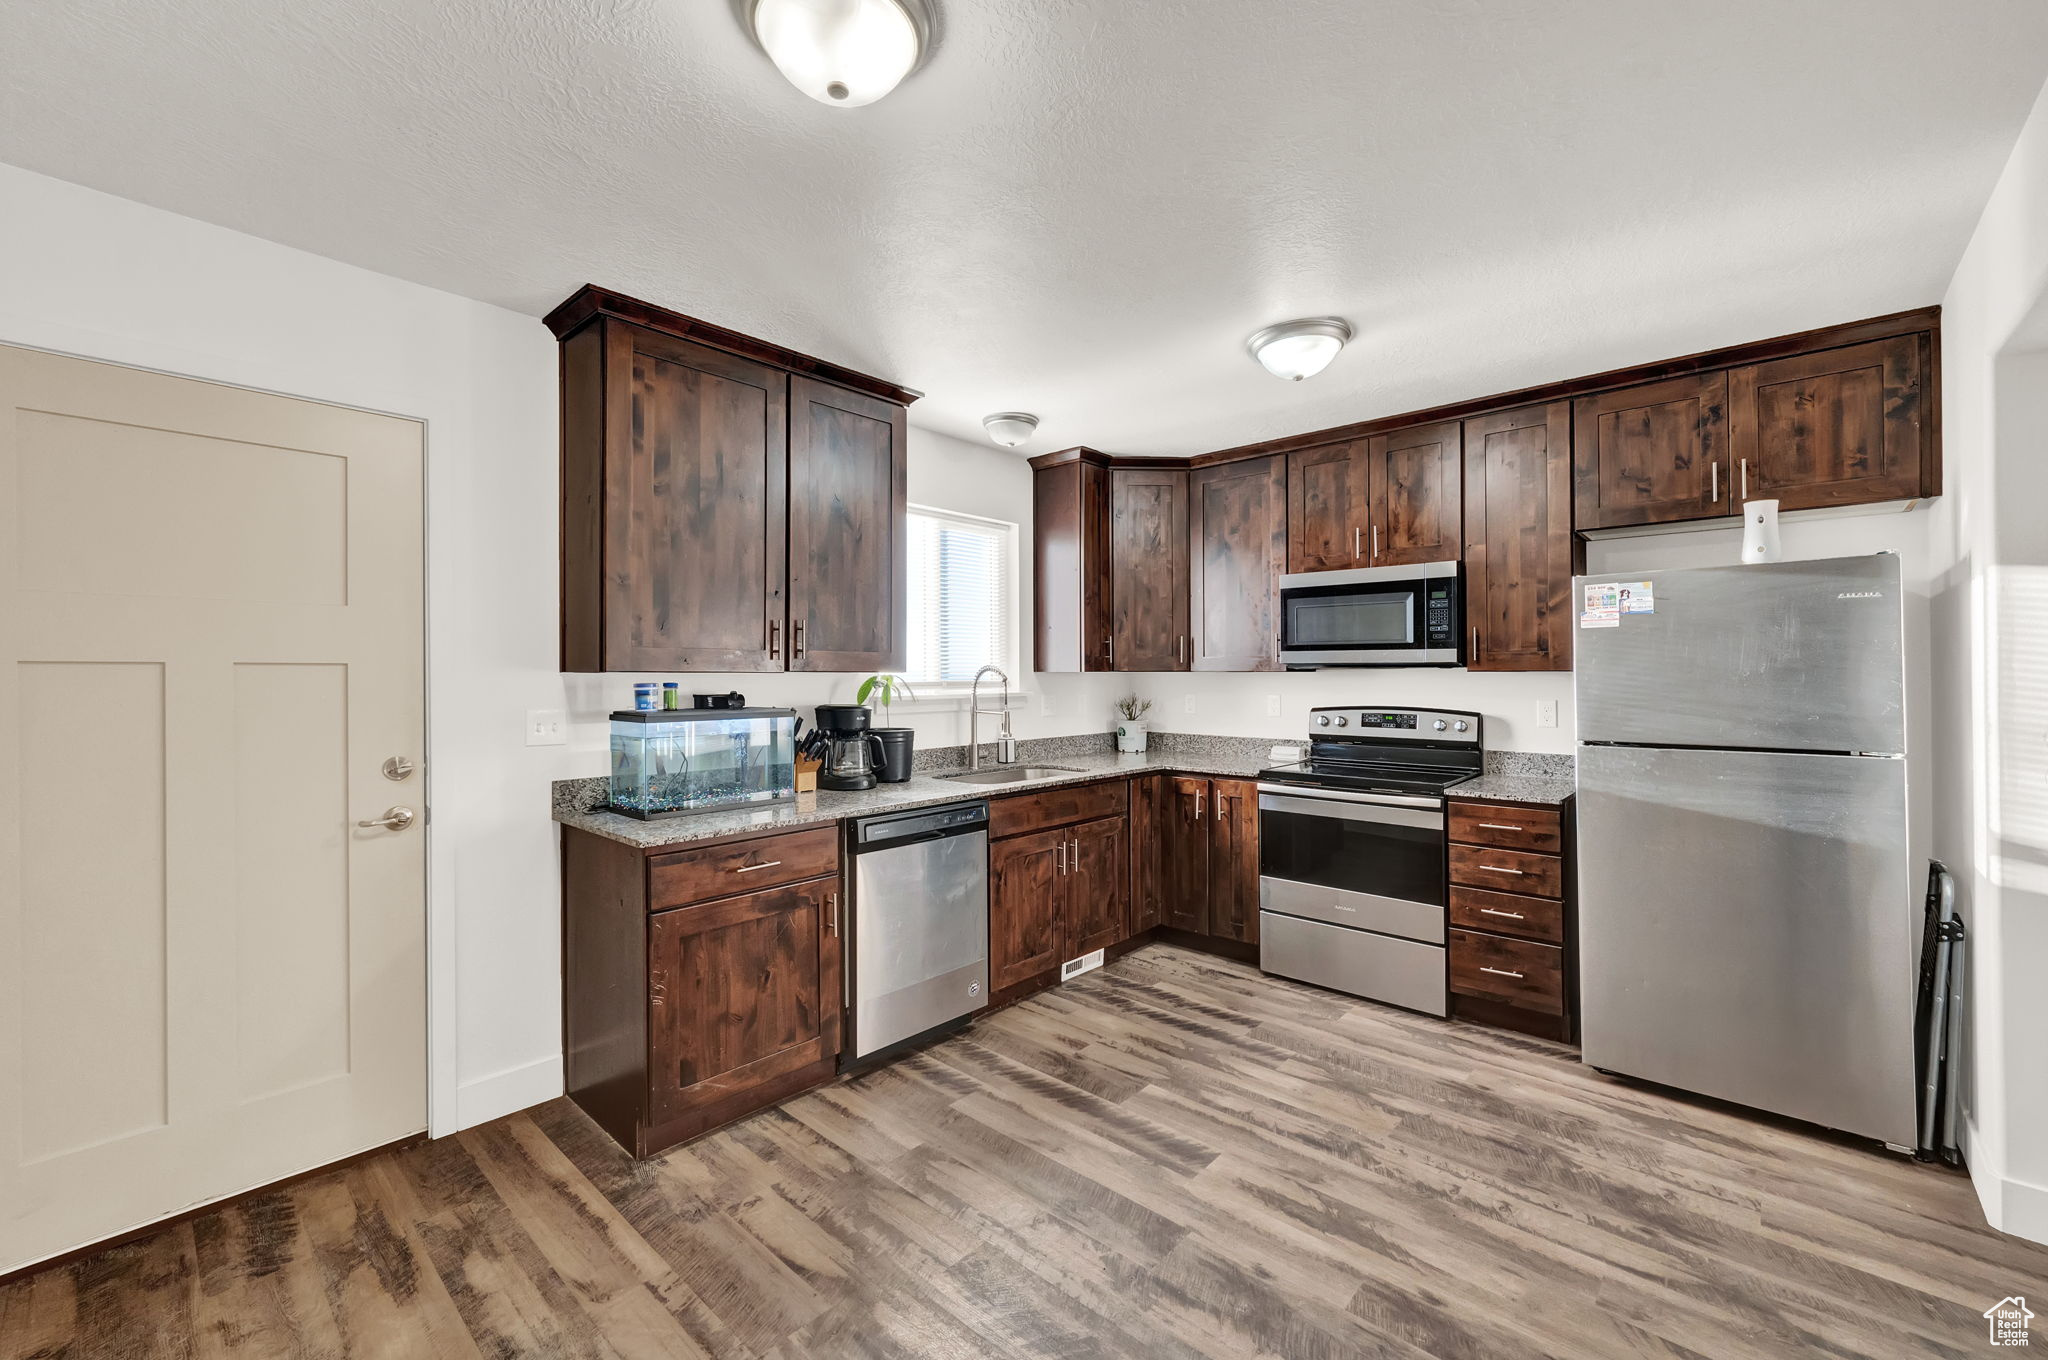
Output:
[
  {"xmin": 1580, "ymin": 582, "xmax": 1620, "ymax": 628},
  {"xmin": 1618, "ymin": 581, "xmax": 1654, "ymax": 614}
]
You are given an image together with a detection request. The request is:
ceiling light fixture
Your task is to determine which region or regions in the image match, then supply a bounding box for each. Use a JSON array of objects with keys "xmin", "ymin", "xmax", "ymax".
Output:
[
  {"xmin": 744, "ymin": 0, "xmax": 934, "ymax": 108},
  {"xmin": 1246, "ymin": 317, "xmax": 1353, "ymax": 381},
  {"xmin": 981, "ymin": 412, "xmax": 1039, "ymax": 448}
]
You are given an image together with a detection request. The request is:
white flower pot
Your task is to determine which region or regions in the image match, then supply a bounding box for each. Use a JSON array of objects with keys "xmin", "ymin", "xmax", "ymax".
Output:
[{"xmin": 1116, "ymin": 719, "xmax": 1149, "ymax": 753}]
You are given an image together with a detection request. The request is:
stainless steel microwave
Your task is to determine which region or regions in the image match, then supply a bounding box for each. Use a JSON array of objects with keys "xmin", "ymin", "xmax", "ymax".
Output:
[{"xmin": 1277, "ymin": 560, "xmax": 1463, "ymax": 668}]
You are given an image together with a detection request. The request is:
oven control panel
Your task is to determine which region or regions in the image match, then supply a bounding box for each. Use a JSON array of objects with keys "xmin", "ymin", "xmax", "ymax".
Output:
[{"xmin": 1308, "ymin": 707, "xmax": 1480, "ymax": 742}]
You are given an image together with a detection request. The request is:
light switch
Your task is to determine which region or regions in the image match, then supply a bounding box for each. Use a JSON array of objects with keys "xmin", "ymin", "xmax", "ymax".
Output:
[
  {"xmin": 527, "ymin": 709, "xmax": 568, "ymax": 746},
  {"xmin": 1537, "ymin": 699, "xmax": 1559, "ymax": 729}
]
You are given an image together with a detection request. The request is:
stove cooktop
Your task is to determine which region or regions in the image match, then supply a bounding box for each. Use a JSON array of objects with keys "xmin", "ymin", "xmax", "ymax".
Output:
[
  {"xmin": 1255, "ymin": 760, "xmax": 1477, "ymax": 799},
  {"xmin": 1258, "ymin": 705, "xmax": 1486, "ymax": 799}
]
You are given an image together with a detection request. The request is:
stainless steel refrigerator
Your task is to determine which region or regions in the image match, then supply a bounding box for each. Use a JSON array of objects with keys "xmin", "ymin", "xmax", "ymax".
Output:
[{"xmin": 1574, "ymin": 553, "xmax": 1918, "ymax": 1148}]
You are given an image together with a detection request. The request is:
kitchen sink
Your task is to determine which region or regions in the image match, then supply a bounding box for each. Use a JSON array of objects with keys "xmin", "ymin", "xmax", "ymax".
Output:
[{"xmin": 937, "ymin": 765, "xmax": 1081, "ymax": 785}]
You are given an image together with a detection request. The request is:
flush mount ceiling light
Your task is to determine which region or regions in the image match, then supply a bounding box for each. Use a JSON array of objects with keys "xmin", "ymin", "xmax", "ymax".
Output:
[
  {"xmin": 744, "ymin": 0, "xmax": 935, "ymax": 108},
  {"xmin": 981, "ymin": 412, "xmax": 1039, "ymax": 448},
  {"xmin": 1246, "ymin": 317, "xmax": 1353, "ymax": 381}
]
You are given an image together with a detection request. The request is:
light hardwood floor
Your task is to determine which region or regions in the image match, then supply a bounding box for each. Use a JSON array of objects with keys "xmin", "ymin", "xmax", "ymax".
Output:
[{"xmin": 3, "ymin": 943, "xmax": 2042, "ymax": 1358}]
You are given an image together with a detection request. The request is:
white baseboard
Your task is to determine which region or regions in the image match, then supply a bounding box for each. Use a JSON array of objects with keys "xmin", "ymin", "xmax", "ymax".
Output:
[
  {"xmin": 1963, "ymin": 1113, "xmax": 2048, "ymax": 1246},
  {"xmin": 455, "ymin": 1054, "xmax": 563, "ymax": 1131}
]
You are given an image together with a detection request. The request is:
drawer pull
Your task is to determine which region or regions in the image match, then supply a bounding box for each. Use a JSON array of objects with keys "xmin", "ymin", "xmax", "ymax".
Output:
[
  {"xmin": 1480, "ymin": 907, "xmax": 1525, "ymax": 920},
  {"xmin": 1477, "ymin": 823, "xmax": 1524, "ymax": 832},
  {"xmin": 735, "ymin": 860, "xmax": 783, "ymax": 873},
  {"xmin": 1479, "ymin": 966, "xmax": 1525, "ymax": 980},
  {"xmin": 1479, "ymin": 865, "xmax": 1525, "ymax": 876}
]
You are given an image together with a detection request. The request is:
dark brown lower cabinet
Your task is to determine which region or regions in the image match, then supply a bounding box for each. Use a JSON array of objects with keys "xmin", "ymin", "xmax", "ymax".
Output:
[
  {"xmin": 1446, "ymin": 797, "xmax": 1575, "ymax": 1042},
  {"xmin": 1068, "ymin": 815, "xmax": 1131, "ymax": 956},
  {"xmin": 1159, "ymin": 776, "xmax": 1259, "ymax": 946},
  {"xmin": 989, "ymin": 827, "xmax": 1068, "ymax": 991},
  {"xmin": 563, "ymin": 824, "xmax": 843, "ymax": 1157},
  {"xmin": 988, "ymin": 781, "xmax": 1131, "ymax": 1003},
  {"xmin": 1129, "ymin": 774, "xmax": 1169, "ymax": 932}
]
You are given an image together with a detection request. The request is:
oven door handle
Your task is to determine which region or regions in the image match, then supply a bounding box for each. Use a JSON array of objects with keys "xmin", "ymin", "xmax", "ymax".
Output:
[{"xmin": 1256, "ymin": 786, "xmax": 1444, "ymax": 829}]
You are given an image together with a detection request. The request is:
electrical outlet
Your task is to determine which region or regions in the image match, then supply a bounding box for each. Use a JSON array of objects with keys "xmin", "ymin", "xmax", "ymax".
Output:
[
  {"xmin": 1265, "ymin": 694, "xmax": 1282, "ymax": 717},
  {"xmin": 1537, "ymin": 699, "xmax": 1559, "ymax": 729},
  {"xmin": 1183, "ymin": 694, "xmax": 1197, "ymax": 714},
  {"xmin": 526, "ymin": 709, "xmax": 567, "ymax": 746}
]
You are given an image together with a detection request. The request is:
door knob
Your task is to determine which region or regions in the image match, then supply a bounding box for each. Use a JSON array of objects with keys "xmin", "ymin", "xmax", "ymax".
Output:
[{"xmin": 357, "ymin": 806, "xmax": 416, "ymax": 831}]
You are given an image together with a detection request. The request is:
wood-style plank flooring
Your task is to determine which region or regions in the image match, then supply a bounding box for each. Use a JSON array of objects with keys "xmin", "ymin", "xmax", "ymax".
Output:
[{"xmin": 5, "ymin": 944, "xmax": 2043, "ymax": 1358}]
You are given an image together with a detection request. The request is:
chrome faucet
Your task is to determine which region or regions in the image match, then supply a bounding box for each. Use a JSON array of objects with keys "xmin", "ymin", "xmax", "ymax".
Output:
[{"xmin": 967, "ymin": 665, "xmax": 1014, "ymax": 770}]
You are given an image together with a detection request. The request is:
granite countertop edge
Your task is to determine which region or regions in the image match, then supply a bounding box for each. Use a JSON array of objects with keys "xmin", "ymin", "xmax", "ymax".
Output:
[{"xmin": 554, "ymin": 747, "xmax": 1573, "ymax": 850}]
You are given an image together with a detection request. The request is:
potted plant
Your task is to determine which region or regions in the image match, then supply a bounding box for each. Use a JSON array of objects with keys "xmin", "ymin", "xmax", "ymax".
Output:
[
  {"xmin": 856, "ymin": 674, "xmax": 916, "ymax": 727},
  {"xmin": 1115, "ymin": 694, "xmax": 1153, "ymax": 753}
]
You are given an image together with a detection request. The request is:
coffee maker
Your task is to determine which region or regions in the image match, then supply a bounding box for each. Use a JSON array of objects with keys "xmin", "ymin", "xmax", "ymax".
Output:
[{"xmin": 814, "ymin": 704, "xmax": 884, "ymax": 791}]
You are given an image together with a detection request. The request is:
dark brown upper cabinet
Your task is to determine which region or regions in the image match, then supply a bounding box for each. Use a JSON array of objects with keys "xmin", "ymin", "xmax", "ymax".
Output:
[
  {"xmin": 1368, "ymin": 421, "xmax": 1463, "ymax": 566},
  {"xmin": 1031, "ymin": 450, "xmax": 1112, "ymax": 672},
  {"xmin": 1109, "ymin": 465, "xmax": 1190, "ymax": 670},
  {"xmin": 1572, "ymin": 372, "xmax": 1730, "ymax": 530},
  {"xmin": 787, "ymin": 377, "xmax": 907, "ymax": 672},
  {"xmin": 1727, "ymin": 334, "xmax": 1929, "ymax": 511},
  {"xmin": 1286, "ymin": 439, "xmax": 1371, "ymax": 572},
  {"xmin": 1190, "ymin": 454, "xmax": 1287, "ymax": 671},
  {"xmin": 546, "ymin": 286, "xmax": 916, "ymax": 674},
  {"xmin": 1464, "ymin": 402, "xmax": 1579, "ymax": 672}
]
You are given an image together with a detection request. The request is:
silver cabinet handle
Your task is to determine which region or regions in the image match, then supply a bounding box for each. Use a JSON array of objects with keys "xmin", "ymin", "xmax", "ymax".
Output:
[
  {"xmin": 792, "ymin": 620, "xmax": 805, "ymax": 659},
  {"xmin": 1480, "ymin": 907, "xmax": 1525, "ymax": 920},
  {"xmin": 1710, "ymin": 461, "xmax": 1718, "ymax": 503},
  {"xmin": 1194, "ymin": 788, "xmax": 1204, "ymax": 820},
  {"xmin": 1479, "ymin": 865, "xmax": 1525, "ymax": 876},
  {"xmin": 1353, "ymin": 526, "xmax": 1362, "ymax": 559},
  {"xmin": 1069, "ymin": 836, "xmax": 1080, "ymax": 868},
  {"xmin": 1055, "ymin": 840, "xmax": 1066, "ymax": 874},
  {"xmin": 735, "ymin": 859, "xmax": 783, "ymax": 873},
  {"xmin": 1178, "ymin": 635, "xmax": 1186, "ymax": 665},
  {"xmin": 1740, "ymin": 457, "xmax": 1749, "ymax": 499},
  {"xmin": 1480, "ymin": 966, "xmax": 1525, "ymax": 979},
  {"xmin": 1469, "ymin": 626, "xmax": 1479, "ymax": 665},
  {"xmin": 1372, "ymin": 524, "xmax": 1380, "ymax": 559},
  {"xmin": 768, "ymin": 618, "xmax": 781, "ymax": 659},
  {"xmin": 357, "ymin": 806, "xmax": 415, "ymax": 831},
  {"xmin": 826, "ymin": 892, "xmax": 839, "ymax": 937},
  {"xmin": 1477, "ymin": 823, "xmax": 1523, "ymax": 832}
]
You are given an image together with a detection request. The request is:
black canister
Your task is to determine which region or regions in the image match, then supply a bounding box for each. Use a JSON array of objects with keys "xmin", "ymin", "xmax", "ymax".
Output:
[{"xmin": 872, "ymin": 728, "xmax": 915, "ymax": 783}]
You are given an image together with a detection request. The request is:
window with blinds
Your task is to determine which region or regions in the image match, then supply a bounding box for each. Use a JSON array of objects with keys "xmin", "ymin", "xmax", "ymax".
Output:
[{"xmin": 904, "ymin": 506, "xmax": 1018, "ymax": 687}]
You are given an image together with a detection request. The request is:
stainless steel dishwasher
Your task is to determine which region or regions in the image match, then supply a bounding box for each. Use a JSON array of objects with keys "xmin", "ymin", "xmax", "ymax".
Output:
[{"xmin": 844, "ymin": 800, "xmax": 989, "ymax": 1064}]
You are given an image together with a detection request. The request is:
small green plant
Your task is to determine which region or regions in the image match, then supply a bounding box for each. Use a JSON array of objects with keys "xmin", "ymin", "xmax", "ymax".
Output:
[
  {"xmin": 1114, "ymin": 694, "xmax": 1153, "ymax": 721},
  {"xmin": 857, "ymin": 674, "xmax": 917, "ymax": 725}
]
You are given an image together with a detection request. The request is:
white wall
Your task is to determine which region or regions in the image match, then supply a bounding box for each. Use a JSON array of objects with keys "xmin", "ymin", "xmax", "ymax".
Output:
[{"xmin": 1935, "ymin": 72, "xmax": 2048, "ymax": 1242}]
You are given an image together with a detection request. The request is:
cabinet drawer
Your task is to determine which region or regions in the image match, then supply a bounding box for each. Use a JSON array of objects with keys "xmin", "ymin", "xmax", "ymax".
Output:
[
  {"xmin": 649, "ymin": 825, "xmax": 840, "ymax": 909},
  {"xmin": 1449, "ymin": 930, "xmax": 1564, "ymax": 1014},
  {"xmin": 1448, "ymin": 886, "xmax": 1564, "ymax": 945},
  {"xmin": 1449, "ymin": 844, "xmax": 1561, "ymax": 899},
  {"xmin": 1448, "ymin": 801, "xmax": 1562, "ymax": 853},
  {"xmin": 990, "ymin": 778, "xmax": 1129, "ymax": 840}
]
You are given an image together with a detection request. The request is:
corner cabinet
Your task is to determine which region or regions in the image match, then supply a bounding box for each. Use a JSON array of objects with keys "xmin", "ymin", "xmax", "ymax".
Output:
[
  {"xmin": 1158, "ymin": 776, "xmax": 1259, "ymax": 946},
  {"xmin": 987, "ymin": 780, "xmax": 1131, "ymax": 1002},
  {"xmin": 546, "ymin": 286, "xmax": 914, "ymax": 673}
]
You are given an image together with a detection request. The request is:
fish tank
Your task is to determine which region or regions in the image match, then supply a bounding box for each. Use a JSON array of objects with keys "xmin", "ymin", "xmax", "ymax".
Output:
[{"xmin": 608, "ymin": 708, "xmax": 798, "ymax": 820}]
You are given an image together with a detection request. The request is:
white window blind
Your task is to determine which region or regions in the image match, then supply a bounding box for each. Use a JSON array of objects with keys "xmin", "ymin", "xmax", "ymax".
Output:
[{"xmin": 904, "ymin": 506, "xmax": 1017, "ymax": 686}]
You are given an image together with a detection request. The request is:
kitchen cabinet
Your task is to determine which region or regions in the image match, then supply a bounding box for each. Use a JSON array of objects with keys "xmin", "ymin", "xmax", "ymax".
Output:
[
  {"xmin": 1727, "ymin": 334, "xmax": 1929, "ymax": 510},
  {"xmin": 1286, "ymin": 439, "xmax": 1370, "ymax": 572},
  {"xmin": 1463, "ymin": 401, "xmax": 1580, "ymax": 672},
  {"xmin": 1368, "ymin": 421, "xmax": 1463, "ymax": 567},
  {"xmin": 989, "ymin": 828, "xmax": 1068, "ymax": 991},
  {"xmin": 1190, "ymin": 454, "xmax": 1288, "ymax": 671},
  {"xmin": 1160, "ymin": 776, "xmax": 1258, "ymax": 945},
  {"xmin": 1446, "ymin": 797, "xmax": 1573, "ymax": 1042},
  {"xmin": 562, "ymin": 823, "xmax": 844, "ymax": 1157},
  {"xmin": 1129, "ymin": 773, "xmax": 1170, "ymax": 932},
  {"xmin": 987, "ymin": 780, "xmax": 1131, "ymax": 1001},
  {"xmin": 546, "ymin": 286, "xmax": 914, "ymax": 674},
  {"xmin": 1066, "ymin": 816, "xmax": 1132, "ymax": 957},
  {"xmin": 1572, "ymin": 372, "xmax": 1730, "ymax": 530},
  {"xmin": 1110, "ymin": 466, "xmax": 1191, "ymax": 670},
  {"xmin": 1031, "ymin": 451, "xmax": 1112, "ymax": 672}
]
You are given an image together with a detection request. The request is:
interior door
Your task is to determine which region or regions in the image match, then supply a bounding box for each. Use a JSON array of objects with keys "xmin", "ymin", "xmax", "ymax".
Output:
[
  {"xmin": 1368, "ymin": 421, "xmax": 1462, "ymax": 567},
  {"xmin": 1110, "ymin": 466, "xmax": 1189, "ymax": 670},
  {"xmin": 648, "ymin": 878, "xmax": 838, "ymax": 1127},
  {"xmin": 1209, "ymin": 780, "xmax": 1259, "ymax": 944},
  {"xmin": 1163, "ymin": 778, "xmax": 1212, "ymax": 933},
  {"xmin": 990, "ymin": 830, "xmax": 1064, "ymax": 990},
  {"xmin": 1066, "ymin": 815, "xmax": 1130, "ymax": 957},
  {"xmin": 0, "ymin": 344, "xmax": 426, "ymax": 1274},
  {"xmin": 787, "ymin": 376, "xmax": 906, "ymax": 672},
  {"xmin": 1286, "ymin": 440, "xmax": 1371, "ymax": 573}
]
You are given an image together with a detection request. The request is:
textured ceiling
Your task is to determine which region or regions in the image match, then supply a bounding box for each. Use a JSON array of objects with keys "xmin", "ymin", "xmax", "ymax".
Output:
[{"xmin": 3, "ymin": 2, "xmax": 2046, "ymax": 456}]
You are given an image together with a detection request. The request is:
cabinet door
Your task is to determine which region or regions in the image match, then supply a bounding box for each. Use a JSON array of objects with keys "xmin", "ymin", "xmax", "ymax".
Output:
[
  {"xmin": 1728, "ymin": 335, "xmax": 1926, "ymax": 511},
  {"xmin": 1066, "ymin": 816, "xmax": 1130, "ymax": 957},
  {"xmin": 1162, "ymin": 778, "xmax": 1213, "ymax": 933},
  {"xmin": 788, "ymin": 376, "xmax": 907, "ymax": 672},
  {"xmin": 1464, "ymin": 402, "xmax": 1579, "ymax": 672},
  {"xmin": 1572, "ymin": 372, "xmax": 1730, "ymax": 529},
  {"xmin": 1110, "ymin": 467, "xmax": 1189, "ymax": 670},
  {"xmin": 1286, "ymin": 440, "xmax": 1371, "ymax": 573},
  {"xmin": 990, "ymin": 829, "xmax": 1066, "ymax": 991},
  {"xmin": 591, "ymin": 323, "xmax": 788, "ymax": 673},
  {"xmin": 1368, "ymin": 421, "xmax": 1462, "ymax": 567},
  {"xmin": 1191, "ymin": 454, "xmax": 1288, "ymax": 671},
  {"xmin": 1129, "ymin": 774, "xmax": 1167, "ymax": 933},
  {"xmin": 1209, "ymin": 779, "xmax": 1260, "ymax": 944},
  {"xmin": 647, "ymin": 877, "xmax": 840, "ymax": 1128},
  {"xmin": 1033, "ymin": 459, "xmax": 1112, "ymax": 672}
]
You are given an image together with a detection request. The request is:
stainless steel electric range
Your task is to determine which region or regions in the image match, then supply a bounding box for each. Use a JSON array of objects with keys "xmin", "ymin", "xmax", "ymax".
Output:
[{"xmin": 1255, "ymin": 706, "xmax": 1483, "ymax": 1015}]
